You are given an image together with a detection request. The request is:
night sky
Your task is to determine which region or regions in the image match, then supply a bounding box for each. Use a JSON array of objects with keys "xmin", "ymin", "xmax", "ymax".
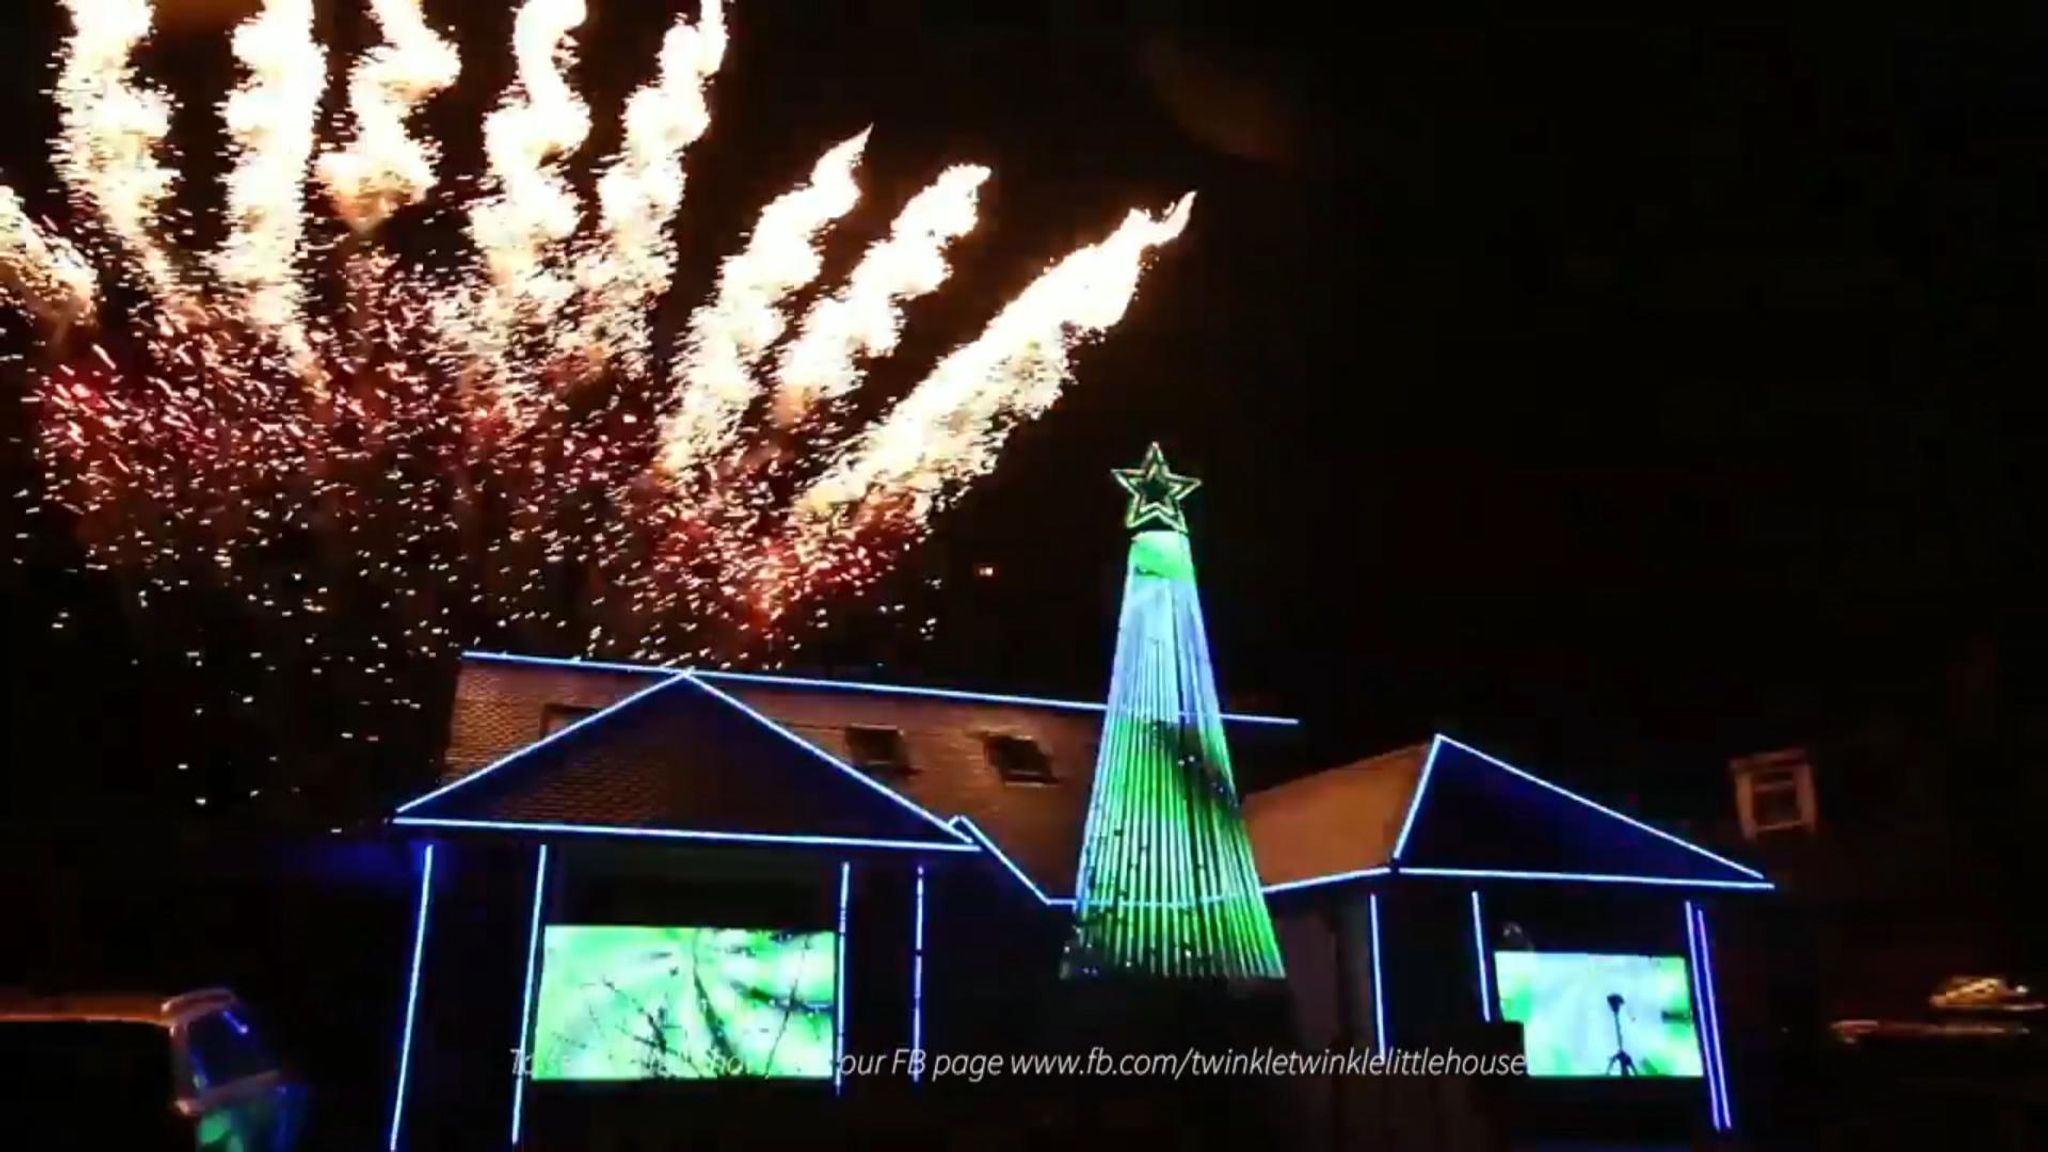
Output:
[{"xmin": 3, "ymin": 4, "xmax": 2043, "ymax": 837}]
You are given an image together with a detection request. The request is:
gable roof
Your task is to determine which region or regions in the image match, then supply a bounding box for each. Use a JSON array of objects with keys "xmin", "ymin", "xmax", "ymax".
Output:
[
  {"xmin": 422, "ymin": 652, "xmax": 1302, "ymax": 898},
  {"xmin": 1246, "ymin": 735, "xmax": 1770, "ymax": 895},
  {"xmin": 395, "ymin": 673, "xmax": 975, "ymax": 852},
  {"xmin": 1245, "ymin": 745, "xmax": 1426, "ymax": 892},
  {"xmin": 1393, "ymin": 736, "xmax": 1768, "ymax": 888}
]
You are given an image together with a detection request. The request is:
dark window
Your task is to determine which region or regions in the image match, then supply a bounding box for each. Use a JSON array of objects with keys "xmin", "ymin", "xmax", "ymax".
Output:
[
  {"xmin": 186, "ymin": 1008, "xmax": 276, "ymax": 1090},
  {"xmin": 1749, "ymin": 772, "xmax": 1804, "ymax": 831},
  {"xmin": 844, "ymin": 726, "xmax": 912, "ymax": 777},
  {"xmin": 985, "ymin": 734, "xmax": 1055, "ymax": 785},
  {"xmin": 540, "ymin": 703, "xmax": 597, "ymax": 737}
]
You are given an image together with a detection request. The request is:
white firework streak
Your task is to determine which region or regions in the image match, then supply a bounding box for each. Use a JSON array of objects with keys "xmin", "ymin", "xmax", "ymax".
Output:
[
  {"xmin": 795, "ymin": 194, "xmax": 1195, "ymax": 536},
  {"xmin": 318, "ymin": 0, "xmax": 462, "ymax": 233},
  {"xmin": 468, "ymin": 0, "xmax": 591, "ymax": 328},
  {"xmin": 214, "ymin": 0, "xmax": 328, "ymax": 369},
  {"xmin": 658, "ymin": 129, "xmax": 868, "ymax": 478},
  {"xmin": 772, "ymin": 163, "xmax": 990, "ymax": 427},
  {"xmin": 572, "ymin": 0, "xmax": 728, "ymax": 372},
  {"xmin": 53, "ymin": 0, "xmax": 184, "ymax": 308}
]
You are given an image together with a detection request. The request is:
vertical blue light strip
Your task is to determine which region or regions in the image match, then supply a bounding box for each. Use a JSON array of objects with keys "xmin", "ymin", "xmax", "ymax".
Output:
[
  {"xmin": 1469, "ymin": 890, "xmax": 1491, "ymax": 1022},
  {"xmin": 911, "ymin": 863, "xmax": 927, "ymax": 1081},
  {"xmin": 509, "ymin": 844, "xmax": 550, "ymax": 1146},
  {"xmin": 1683, "ymin": 901, "xmax": 1724, "ymax": 1131},
  {"xmin": 1368, "ymin": 893, "xmax": 1387, "ymax": 1049},
  {"xmin": 1695, "ymin": 904, "xmax": 1733, "ymax": 1130},
  {"xmin": 835, "ymin": 861, "xmax": 851, "ymax": 1095},
  {"xmin": 387, "ymin": 843, "xmax": 435, "ymax": 1152}
]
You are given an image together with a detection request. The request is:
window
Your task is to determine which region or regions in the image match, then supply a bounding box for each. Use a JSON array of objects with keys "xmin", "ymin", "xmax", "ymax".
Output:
[
  {"xmin": 1749, "ymin": 769, "xmax": 1804, "ymax": 829},
  {"xmin": 844, "ymin": 725, "xmax": 913, "ymax": 777},
  {"xmin": 185, "ymin": 1008, "xmax": 276, "ymax": 1091},
  {"xmin": 1730, "ymin": 748, "xmax": 1816, "ymax": 839},
  {"xmin": 984, "ymin": 734, "xmax": 1055, "ymax": 785},
  {"xmin": 540, "ymin": 703, "xmax": 597, "ymax": 737}
]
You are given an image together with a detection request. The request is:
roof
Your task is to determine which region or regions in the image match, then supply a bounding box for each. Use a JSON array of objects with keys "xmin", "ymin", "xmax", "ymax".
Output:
[
  {"xmin": 0, "ymin": 989, "xmax": 236, "ymax": 1027},
  {"xmin": 1245, "ymin": 745, "xmax": 1428, "ymax": 890},
  {"xmin": 408, "ymin": 652, "xmax": 1302, "ymax": 894},
  {"xmin": 1247, "ymin": 735, "xmax": 1772, "ymax": 896},
  {"xmin": 399, "ymin": 674, "xmax": 976, "ymax": 852},
  {"xmin": 404, "ymin": 653, "xmax": 1767, "ymax": 903}
]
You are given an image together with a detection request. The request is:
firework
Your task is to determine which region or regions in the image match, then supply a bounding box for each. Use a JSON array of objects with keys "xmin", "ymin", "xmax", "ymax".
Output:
[
  {"xmin": 14, "ymin": 0, "xmax": 1192, "ymax": 672},
  {"xmin": 319, "ymin": 0, "xmax": 462, "ymax": 233}
]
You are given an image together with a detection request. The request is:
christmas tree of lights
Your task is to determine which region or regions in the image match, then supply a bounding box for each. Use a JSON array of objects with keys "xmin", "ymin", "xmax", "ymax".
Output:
[{"xmin": 1062, "ymin": 444, "xmax": 1286, "ymax": 981}]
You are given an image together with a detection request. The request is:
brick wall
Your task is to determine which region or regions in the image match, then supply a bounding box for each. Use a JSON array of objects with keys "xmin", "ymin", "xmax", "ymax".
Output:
[{"xmin": 441, "ymin": 662, "xmax": 666, "ymax": 780}]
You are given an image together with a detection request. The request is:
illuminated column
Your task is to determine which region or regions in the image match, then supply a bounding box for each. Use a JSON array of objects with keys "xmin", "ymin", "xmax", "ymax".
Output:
[{"xmin": 1062, "ymin": 444, "xmax": 1286, "ymax": 981}]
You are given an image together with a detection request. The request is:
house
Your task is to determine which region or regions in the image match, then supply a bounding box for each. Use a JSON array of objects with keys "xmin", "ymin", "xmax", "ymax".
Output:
[{"xmin": 381, "ymin": 651, "xmax": 1769, "ymax": 1149}]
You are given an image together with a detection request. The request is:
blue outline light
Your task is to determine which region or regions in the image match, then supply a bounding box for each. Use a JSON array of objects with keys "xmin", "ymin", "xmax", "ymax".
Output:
[
  {"xmin": 390, "ymin": 816, "xmax": 977, "ymax": 854},
  {"xmin": 696, "ymin": 667, "xmax": 1300, "ymax": 726},
  {"xmin": 947, "ymin": 816, "xmax": 1073, "ymax": 906},
  {"xmin": 509, "ymin": 844, "xmax": 549, "ymax": 1146},
  {"xmin": 1261, "ymin": 866, "xmax": 1390, "ymax": 896},
  {"xmin": 682, "ymin": 673, "xmax": 976, "ymax": 847},
  {"xmin": 395, "ymin": 675, "xmax": 685, "ymax": 814},
  {"xmin": 911, "ymin": 863, "xmax": 926, "ymax": 1082},
  {"xmin": 1390, "ymin": 736, "xmax": 1446, "ymax": 862},
  {"xmin": 1683, "ymin": 901, "xmax": 1721, "ymax": 1129},
  {"xmin": 1470, "ymin": 890, "xmax": 1491, "ymax": 1022},
  {"xmin": 1402, "ymin": 866, "xmax": 1772, "ymax": 891},
  {"xmin": 460, "ymin": 649, "xmax": 1299, "ymax": 726},
  {"xmin": 835, "ymin": 862, "xmax": 851, "ymax": 1095},
  {"xmin": 387, "ymin": 843, "xmax": 435, "ymax": 1152},
  {"xmin": 1434, "ymin": 735, "xmax": 1768, "ymax": 881},
  {"xmin": 1368, "ymin": 892, "xmax": 1387, "ymax": 1049},
  {"xmin": 1692, "ymin": 902, "xmax": 1733, "ymax": 1130}
]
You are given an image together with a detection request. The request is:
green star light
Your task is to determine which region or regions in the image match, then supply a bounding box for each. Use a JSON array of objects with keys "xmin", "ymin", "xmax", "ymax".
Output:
[{"xmin": 1114, "ymin": 443, "xmax": 1201, "ymax": 534}]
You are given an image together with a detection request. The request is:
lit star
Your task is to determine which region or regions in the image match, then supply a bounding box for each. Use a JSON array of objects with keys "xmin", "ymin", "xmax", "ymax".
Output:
[{"xmin": 1113, "ymin": 442, "xmax": 1201, "ymax": 533}]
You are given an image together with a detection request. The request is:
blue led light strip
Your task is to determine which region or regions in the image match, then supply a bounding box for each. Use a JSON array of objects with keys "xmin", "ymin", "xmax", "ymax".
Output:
[
  {"xmin": 1262, "ymin": 866, "xmax": 1390, "ymax": 896},
  {"xmin": 1390, "ymin": 736, "xmax": 1447, "ymax": 861},
  {"xmin": 1402, "ymin": 866, "xmax": 1772, "ymax": 891},
  {"xmin": 1683, "ymin": 902, "xmax": 1720, "ymax": 1127},
  {"xmin": 386, "ymin": 843, "xmax": 435, "ymax": 1151},
  {"xmin": 835, "ymin": 862, "xmax": 851, "ymax": 1095},
  {"xmin": 390, "ymin": 816, "xmax": 977, "ymax": 854},
  {"xmin": 1368, "ymin": 892, "xmax": 1387, "ymax": 1048},
  {"xmin": 509, "ymin": 845, "xmax": 550, "ymax": 1146},
  {"xmin": 396, "ymin": 675, "xmax": 685, "ymax": 814},
  {"xmin": 911, "ymin": 864, "xmax": 927, "ymax": 1082},
  {"xmin": 947, "ymin": 816, "xmax": 1073, "ymax": 906},
  {"xmin": 1692, "ymin": 902, "xmax": 1733, "ymax": 1130},
  {"xmin": 682, "ymin": 673, "xmax": 976, "ymax": 846},
  {"xmin": 1470, "ymin": 890, "xmax": 1491, "ymax": 1022},
  {"xmin": 462, "ymin": 649, "xmax": 1300, "ymax": 727},
  {"xmin": 1433, "ymin": 736, "xmax": 1768, "ymax": 880}
]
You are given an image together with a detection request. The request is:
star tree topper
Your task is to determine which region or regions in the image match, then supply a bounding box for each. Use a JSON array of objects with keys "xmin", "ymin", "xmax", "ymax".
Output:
[{"xmin": 1114, "ymin": 442, "xmax": 1202, "ymax": 533}]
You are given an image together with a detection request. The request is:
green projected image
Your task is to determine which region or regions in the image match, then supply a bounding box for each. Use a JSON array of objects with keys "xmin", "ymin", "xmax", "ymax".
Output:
[
  {"xmin": 530, "ymin": 926, "xmax": 835, "ymax": 1081},
  {"xmin": 1493, "ymin": 952, "xmax": 1703, "ymax": 1078}
]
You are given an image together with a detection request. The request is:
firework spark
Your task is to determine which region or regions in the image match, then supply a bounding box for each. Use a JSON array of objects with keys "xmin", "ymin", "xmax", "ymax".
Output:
[
  {"xmin": 468, "ymin": 0, "xmax": 592, "ymax": 351},
  {"xmin": 773, "ymin": 163, "xmax": 990, "ymax": 428},
  {"xmin": 574, "ymin": 0, "xmax": 727, "ymax": 372},
  {"xmin": 214, "ymin": 0, "xmax": 327, "ymax": 367},
  {"xmin": 54, "ymin": 0, "xmax": 185, "ymax": 307},
  {"xmin": 0, "ymin": 187, "xmax": 98, "ymax": 326},
  {"xmin": 318, "ymin": 0, "xmax": 462, "ymax": 233},
  {"xmin": 660, "ymin": 129, "xmax": 869, "ymax": 481},
  {"xmin": 19, "ymin": 0, "xmax": 1192, "ymax": 676},
  {"xmin": 787, "ymin": 195, "xmax": 1195, "ymax": 585}
]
